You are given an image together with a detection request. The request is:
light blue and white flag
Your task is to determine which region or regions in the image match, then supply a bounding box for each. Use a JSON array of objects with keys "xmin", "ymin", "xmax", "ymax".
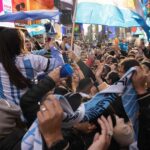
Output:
[
  {"xmin": 22, "ymin": 67, "xmax": 139, "ymax": 150},
  {"xmin": 75, "ymin": 0, "xmax": 150, "ymax": 39},
  {"xmin": 50, "ymin": 46, "xmax": 64, "ymax": 66},
  {"xmin": 76, "ymin": 0, "xmax": 145, "ymax": 27},
  {"xmin": 25, "ymin": 24, "xmax": 46, "ymax": 37}
]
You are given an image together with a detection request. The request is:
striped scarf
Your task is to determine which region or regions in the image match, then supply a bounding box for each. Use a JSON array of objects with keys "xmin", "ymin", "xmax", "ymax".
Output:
[{"xmin": 22, "ymin": 67, "xmax": 138, "ymax": 150}]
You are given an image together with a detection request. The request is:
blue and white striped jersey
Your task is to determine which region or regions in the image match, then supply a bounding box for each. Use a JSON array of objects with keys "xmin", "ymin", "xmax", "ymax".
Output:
[{"xmin": 0, "ymin": 53, "xmax": 62, "ymax": 105}]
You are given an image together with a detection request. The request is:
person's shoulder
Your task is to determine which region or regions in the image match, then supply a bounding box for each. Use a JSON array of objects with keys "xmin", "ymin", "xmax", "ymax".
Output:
[
  {"xmin": 26, "ymin": 53, "xmax": 46, "ymax": 58},
  {"xmin": 17, "ymin": 53, "xmax": 33, "ymax": 58},
  {"xmin": 17, "ymin": 53, "xmax": 46, "ymax": 62}
]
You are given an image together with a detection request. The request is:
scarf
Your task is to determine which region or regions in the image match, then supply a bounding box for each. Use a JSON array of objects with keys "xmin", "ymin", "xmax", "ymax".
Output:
[{"xmin": 22, "ymin": 67, "xmax": 138, "ymax": 150}]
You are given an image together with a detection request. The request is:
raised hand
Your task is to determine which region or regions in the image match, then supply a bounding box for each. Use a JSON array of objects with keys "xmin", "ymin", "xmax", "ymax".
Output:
[
  {"xmin": 88, "ymin": 116, "xmax": 113, "ymax": 150},
  {"xmin": 37, "ymin": 95, "xmax": 63, "ymax": 148}
]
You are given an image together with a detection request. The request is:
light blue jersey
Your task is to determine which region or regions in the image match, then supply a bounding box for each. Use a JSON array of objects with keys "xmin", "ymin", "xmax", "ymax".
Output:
[{"xmin": 0, "ymin": 53, "xmax": 62, "ymax": 105}]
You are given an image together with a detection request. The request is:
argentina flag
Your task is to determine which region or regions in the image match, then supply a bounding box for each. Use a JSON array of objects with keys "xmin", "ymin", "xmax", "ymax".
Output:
[
  {"xmin": 25, "ymin": 24, "xmax": 46, "ymax": 37},
  {"xmin": 76, "ymin": 0, "xmax": 146, "ymax": 27},
  {"xmin": 76, "ymin": 0, "xmax": 150, "ymax": 39}
]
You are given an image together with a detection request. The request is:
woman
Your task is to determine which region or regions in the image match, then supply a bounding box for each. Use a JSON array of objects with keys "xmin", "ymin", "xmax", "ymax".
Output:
[{"xmin": 0, "ymin": 28, "xmax": 62, "ymax": 105}]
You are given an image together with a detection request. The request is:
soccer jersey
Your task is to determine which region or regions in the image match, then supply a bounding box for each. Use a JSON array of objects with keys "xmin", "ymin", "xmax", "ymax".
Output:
[{"xmin": 0, "ymin": 53, "xmax": 61, "ymax": 105}]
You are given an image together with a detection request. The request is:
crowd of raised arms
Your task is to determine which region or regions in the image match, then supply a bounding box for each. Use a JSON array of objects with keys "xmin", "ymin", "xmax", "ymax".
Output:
[{"xmin": 0, "ymin": 27, "xmax": 150, "ymax": 150}]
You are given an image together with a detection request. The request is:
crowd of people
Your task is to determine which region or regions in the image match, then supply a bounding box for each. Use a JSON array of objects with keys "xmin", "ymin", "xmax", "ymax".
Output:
[{"xmin": 0, "ymin": 27, "xmax": 150, "ymax": 150}]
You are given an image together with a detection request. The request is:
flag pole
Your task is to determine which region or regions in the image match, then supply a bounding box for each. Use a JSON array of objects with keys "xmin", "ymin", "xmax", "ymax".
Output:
[{"xmin": 71, "ymin": 0, "xmax": 77, "ymax": 50}]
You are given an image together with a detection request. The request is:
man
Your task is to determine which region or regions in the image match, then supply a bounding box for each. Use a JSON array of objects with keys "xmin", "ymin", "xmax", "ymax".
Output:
[
  {"xmin": 60, "ymin": 36, "xmax": 70, "ymax": 63},
  {"xmin": 25, "ymin": 38, "xmax": 49, "ymax": 56},
  {"xmin": 60, "ymin": 36, "xmax": 67, "ymax": 49}
]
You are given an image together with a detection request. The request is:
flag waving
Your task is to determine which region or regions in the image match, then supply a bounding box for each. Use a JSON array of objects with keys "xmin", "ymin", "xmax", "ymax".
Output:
[
  {"xmin": 76, "ymin": 0, "xmax": 149, "ymax": 37},
  {"xmin": 76, "ymin": 0, "xmax": 146, "ymax": 27},
  {"xmin": 76, "ymin": 0, "xmax": 150, "ymax": 40}
]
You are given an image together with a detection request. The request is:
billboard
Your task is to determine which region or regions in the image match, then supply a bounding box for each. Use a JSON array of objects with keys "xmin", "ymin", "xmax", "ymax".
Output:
[
  {"xmin": 30, "ymin": 0, "xmax": 54, "ymax": 10},
  {"xmin": 0, "ymin": 0, "xmax": 14, "ymax": 27},
  {"xmin": 3, "ymin": 0, "xmax": 13, "ymax": 13},
  {"xmin": 12, "ymin": 0, "xmax": 27, "ymax": 12},
  {"xmin": 54, "ymin": 0, "xmax": 73, "ymax": 10},
  {"xmin": 12, "ymin": 0, "xmax": 54, "ymax": 12},
  {"xmin": 60, "ymin": 0, "xmax": 73, "ymax": 10}
]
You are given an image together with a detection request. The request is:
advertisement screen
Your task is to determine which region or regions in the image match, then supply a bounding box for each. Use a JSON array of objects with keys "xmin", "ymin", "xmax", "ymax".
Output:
[
  {"xmin": 30, "ymin": 0, "xmax": 54, "ymax": 10},
  {"xmin": 12, "ymin": 0, "xmax": 27, "ymax": 12},
  {"xmin": 0, "ymin": 0, "xmax": 14, "ymax": 27},
  {"xmin": 3, "ymin": 0, "xmax": 13, "ymax": 13}
]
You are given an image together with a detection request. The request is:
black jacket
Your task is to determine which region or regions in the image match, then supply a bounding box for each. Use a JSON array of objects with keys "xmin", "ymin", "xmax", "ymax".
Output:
[
  {"xmin": 0, "ymin": 128, "xmax": 25, "ymax": 150},
  {"xmin": 143, "ymin": 47, "xmax": 150, "ymax": 59},
  {"xmin": 77, "ymin": 60, "xmax": 96, "ymax": 82},
  {"xmin": 20, "ymin": 76, "xmax": 55, "ymax": 127},
  {"xmin": 138, "ymin": 92, "xmax": 150, "ymax": 150}
]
